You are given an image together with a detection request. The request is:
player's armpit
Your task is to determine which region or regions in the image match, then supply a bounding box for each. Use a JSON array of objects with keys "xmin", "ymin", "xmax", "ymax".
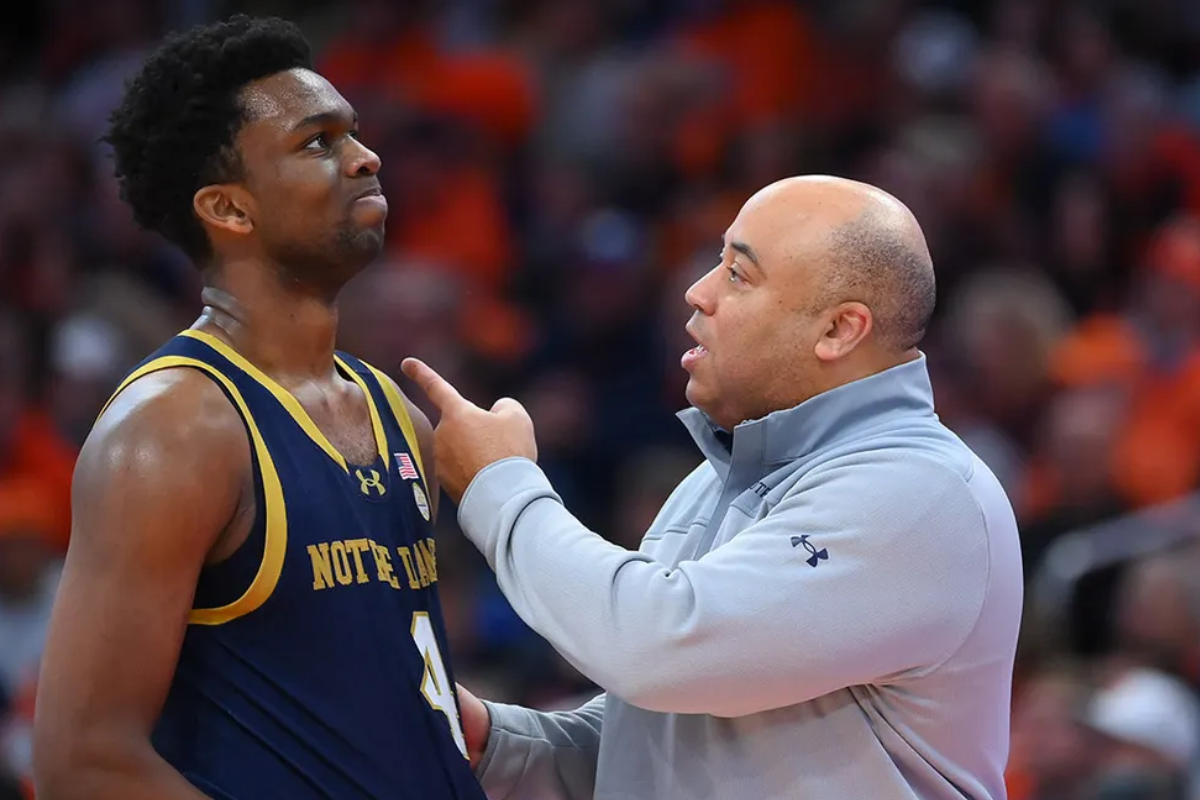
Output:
[{"xmin": 34, "ymin": 369, "xmax": 249, "ymax": 800}]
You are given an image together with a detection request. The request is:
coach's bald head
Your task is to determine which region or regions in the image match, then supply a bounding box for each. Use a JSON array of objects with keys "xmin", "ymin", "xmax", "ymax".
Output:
[{"xmin": 682, "ymin": 175, "xmax": 936, "ymax": 430}]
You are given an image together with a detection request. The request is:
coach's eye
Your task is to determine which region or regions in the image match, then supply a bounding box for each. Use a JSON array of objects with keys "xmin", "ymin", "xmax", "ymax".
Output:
[{"xmin": 726, "ymin": 266, "xmax": 743, "ymax": 283}]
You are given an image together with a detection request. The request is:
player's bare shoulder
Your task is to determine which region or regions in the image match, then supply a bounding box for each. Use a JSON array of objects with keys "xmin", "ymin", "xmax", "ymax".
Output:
[
  {"xmin": 73, "ymin": 366, "xmax": 251, "ymax": 552},
  {"xmin": 85, "ymin": 367, "xmax": 248, "ymax": 473}
]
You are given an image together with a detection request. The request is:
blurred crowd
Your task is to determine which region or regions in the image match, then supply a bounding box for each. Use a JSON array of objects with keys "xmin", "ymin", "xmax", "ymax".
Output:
[{"xmin": 2, "ymin": 0, "xmax": 1200, "ymax": 797}]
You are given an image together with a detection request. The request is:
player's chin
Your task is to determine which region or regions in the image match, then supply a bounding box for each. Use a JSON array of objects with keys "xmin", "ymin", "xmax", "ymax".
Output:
[
  {"xmin": 351, "ymin": 205, "xmax": 386, "ymax": 243},
  {"xmin": 338, "ymin": 227, "xmax": 386, "ymax": 270},
  {"xmin": 351, "ymin": 200, "xmax": 389, "ymax": 229},
  {"xmin": 358, "ymin": 222, "xmax": 386, "ymax": 246}
]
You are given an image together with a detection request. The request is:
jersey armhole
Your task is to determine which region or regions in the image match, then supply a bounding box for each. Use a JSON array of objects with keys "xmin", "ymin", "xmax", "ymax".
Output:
[{"xmin": 98, "ymin": 356, "xmax": 288, "ymax": 626}]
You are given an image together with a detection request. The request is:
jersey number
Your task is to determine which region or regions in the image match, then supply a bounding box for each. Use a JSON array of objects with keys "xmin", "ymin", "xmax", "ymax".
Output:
[{"xmin": 411, "ymin": 611, "xmax": 468, "ymax": 757}]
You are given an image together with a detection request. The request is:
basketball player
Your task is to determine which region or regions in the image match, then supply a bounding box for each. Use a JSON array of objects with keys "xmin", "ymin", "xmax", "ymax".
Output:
[{"xmin": 33, "ymin": 16, "xmax": 483, "ymax": 800}]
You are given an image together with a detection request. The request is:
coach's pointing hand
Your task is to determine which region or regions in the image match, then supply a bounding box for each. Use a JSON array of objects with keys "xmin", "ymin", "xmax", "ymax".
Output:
[{"xmin": 401, "ymin": 358, "xmax": 537, "ymax": 504}]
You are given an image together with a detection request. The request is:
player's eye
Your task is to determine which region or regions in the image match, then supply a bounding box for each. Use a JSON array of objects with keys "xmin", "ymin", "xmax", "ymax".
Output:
[{"xmin": 303, "ymin": 133, "xmax": 330, "ymax": 151}]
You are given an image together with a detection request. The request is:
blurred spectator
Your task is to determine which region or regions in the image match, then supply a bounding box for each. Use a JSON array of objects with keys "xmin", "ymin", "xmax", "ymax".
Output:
[
  {"xmin": 52, "ymin": 0, "xmax": 160, "ymax": 150},
  {"xmin": 0, "ymin": 478, "xmax": 60, "ymax": 703},
  {"xmin": 1005, "ymin": 660, "xmax": 1096, "ymax": 800},
  {"xmin": 380, "ymin": 117, "xmax": 515, "ymax": 293},
  {"xmin": 0, "ymin": 312, "xmax": 74, "ymax": 553},
  {"xmin": 1111, "ymin": 550, "xmax": 1200, "ymax": 687},
  {"xmin": 0, "ymin": 477, "xmax": 61, "ymax": 800},
  {"xmin": 1082, "ymin": 667, "xmax": 1200, "ymax": 799},
  {"xmin": 1042, "ymin": 168, "xmax": 1129, "ymax": 316},
  {"xmin": 1049, "ymin": 215, "xmax": 1200, "ymax": 512},
  {"xmin": 940, "ymin": 267, "xmax": 1072, "ymax": 496},
  {"xmin": 1020, "ymin": 385, "xmax": 1129, "ymax": 568}
]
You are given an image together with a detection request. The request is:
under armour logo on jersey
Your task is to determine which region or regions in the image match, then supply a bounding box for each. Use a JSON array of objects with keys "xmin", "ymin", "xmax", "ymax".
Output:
[
  {"xmin": 791, "ymin": 535, "xmax": 828, "ymax": 568},
  {"xmin": 355, "ymin": 468, "xmax": 387, "ymax": 497}
]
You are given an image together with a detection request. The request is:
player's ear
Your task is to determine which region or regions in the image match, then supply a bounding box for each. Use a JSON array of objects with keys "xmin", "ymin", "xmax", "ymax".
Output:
[{"xmin": 194, "ymin": 184, "xmax": 256, "ymax": 236}]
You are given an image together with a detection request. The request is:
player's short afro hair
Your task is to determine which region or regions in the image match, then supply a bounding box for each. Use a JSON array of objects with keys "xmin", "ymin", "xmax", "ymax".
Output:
[{"xmin": 104, "ymin": 14, "xmax": 313, "ymax": 262}]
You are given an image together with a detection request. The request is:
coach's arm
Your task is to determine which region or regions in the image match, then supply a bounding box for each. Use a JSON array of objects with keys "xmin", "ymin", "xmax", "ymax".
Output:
[
  {"xmin": 456, "ymin": 453, "xmax": 990, "ymax": 718},
  {"xmin": 33, "ymin": 369, "xmax": 248, "ymax": 800},
  {"xmin": 456, "ymin": 685, "xmax": 604, "ymax": 800}
]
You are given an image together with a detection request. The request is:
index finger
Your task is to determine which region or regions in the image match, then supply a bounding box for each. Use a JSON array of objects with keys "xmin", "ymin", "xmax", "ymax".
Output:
[{"xmin": 401, "ymin": 358, "xmax": 466, "ymax": 412}]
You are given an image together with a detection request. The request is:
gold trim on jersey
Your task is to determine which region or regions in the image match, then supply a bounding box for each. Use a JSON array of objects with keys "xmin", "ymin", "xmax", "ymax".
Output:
[
  {"xmin": 335, "ymin": 356, "xmax": 391, "ymax": 472},
  {"xmin": 178, "ymin": 329, "xmax": 389, "ymax": 472},
  {"xmin": 363, "ymin": 362, "xmax": 426, "ymax": 486},
  {"xmin": 98, "ymin": 355, "xmax": 287, "ymax": 626}
]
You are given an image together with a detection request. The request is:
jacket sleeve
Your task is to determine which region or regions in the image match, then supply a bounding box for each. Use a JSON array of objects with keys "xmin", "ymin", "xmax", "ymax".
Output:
[
  {"xmin": 457, "ymin": 454, "xmax": 992, "ymax": 718},
  {"xmin": 475, "ymin": 694, "xmax": 604, "ymax": 800}
]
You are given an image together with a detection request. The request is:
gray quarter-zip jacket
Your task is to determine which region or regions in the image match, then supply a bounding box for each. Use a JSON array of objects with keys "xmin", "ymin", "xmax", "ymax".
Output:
[{"xmin": 457, "ymin": 354, "xmax": 1023, "ymax": 799}]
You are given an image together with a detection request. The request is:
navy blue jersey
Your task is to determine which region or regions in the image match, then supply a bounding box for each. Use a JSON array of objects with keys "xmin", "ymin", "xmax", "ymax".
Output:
[{"xmin": 103, "ymin": 330, "xmax": 484, "ymax": 800}]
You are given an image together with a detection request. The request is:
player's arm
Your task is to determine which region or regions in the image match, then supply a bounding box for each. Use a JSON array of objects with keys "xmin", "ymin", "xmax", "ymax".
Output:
[
  {"xmin": 457, "ymin": 454, "xmax": 991, "ymax": 717},
  {"xmin": 33, "ymin": 371, "xmax": 249, "ymax": 800}
]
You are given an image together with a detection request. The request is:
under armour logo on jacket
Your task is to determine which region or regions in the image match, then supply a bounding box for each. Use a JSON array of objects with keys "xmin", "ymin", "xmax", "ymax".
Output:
[{"xmin": 791, "ymin": 535, "xmax": 828, "ymax": 568}]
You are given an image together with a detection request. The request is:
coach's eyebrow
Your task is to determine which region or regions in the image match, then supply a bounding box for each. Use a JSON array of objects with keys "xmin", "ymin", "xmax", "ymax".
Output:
[{"xmin": 730, "ymin": 240, "xmax": 763, "ymax": 275}]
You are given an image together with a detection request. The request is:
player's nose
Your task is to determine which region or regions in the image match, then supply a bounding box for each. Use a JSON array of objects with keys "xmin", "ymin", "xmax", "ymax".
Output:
[{"xmin": 346, "ymin": 137, "xmax": 381, "ymax": 177}]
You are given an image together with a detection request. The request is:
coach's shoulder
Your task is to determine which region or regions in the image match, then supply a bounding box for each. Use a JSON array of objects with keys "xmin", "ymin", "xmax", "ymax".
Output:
[
  {"xmin": 788, "ymin": 445, "xmax": 989, "ymax": 539},
  {"xmin": 803, "ymin": 441, "xmax": 973, "ymax": 493}
]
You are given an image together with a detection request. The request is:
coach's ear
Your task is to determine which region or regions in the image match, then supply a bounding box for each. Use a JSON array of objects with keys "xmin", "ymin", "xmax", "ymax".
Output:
[{"xmin": 194, "ymin": 184, "xmax": 256, "ymax": 237}]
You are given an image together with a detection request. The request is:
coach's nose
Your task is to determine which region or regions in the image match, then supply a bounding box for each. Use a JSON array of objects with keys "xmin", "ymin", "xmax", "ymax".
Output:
[{"xmin": 685, "ymin": 264, "xmax": 721, "ymax": 316}]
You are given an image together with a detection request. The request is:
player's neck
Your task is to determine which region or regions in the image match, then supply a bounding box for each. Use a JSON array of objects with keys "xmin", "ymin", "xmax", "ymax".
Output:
[{"xmin": 196, "ymin": 270, "xmax": 341, "ymax": 383}]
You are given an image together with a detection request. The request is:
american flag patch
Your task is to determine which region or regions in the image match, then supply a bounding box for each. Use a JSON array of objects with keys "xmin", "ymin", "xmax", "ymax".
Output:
[{"xmin": 396, "ymin": 453, "xmax": 419, "ymax": 480}]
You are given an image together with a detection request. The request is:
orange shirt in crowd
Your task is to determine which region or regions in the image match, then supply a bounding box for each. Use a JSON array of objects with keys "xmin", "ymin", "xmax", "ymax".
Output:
[
  {"xmin": 320, "ymin": 25, "xmax": 536, "ymax": 149},
  {"xmin": 1030, "ymin": 318, "xmax": 1200, "ymax": 517},
  {"xmin": 673, "ymin": 0, "xmax": 816, "ymax": 124},
  {"xmin": 0, "ymin": 409, "xmax": 75, "ymax": 552},
  {"xmin": 386, "ymin": 165, "xmax": 513, "ymax": 294},
  {"xmin": 671, "ymin": 0, "xmax": 818, "ymax": 177},
  {"xmin": 1023, "ymin": 214, "xmax": 1200, "ymax": 518}
]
